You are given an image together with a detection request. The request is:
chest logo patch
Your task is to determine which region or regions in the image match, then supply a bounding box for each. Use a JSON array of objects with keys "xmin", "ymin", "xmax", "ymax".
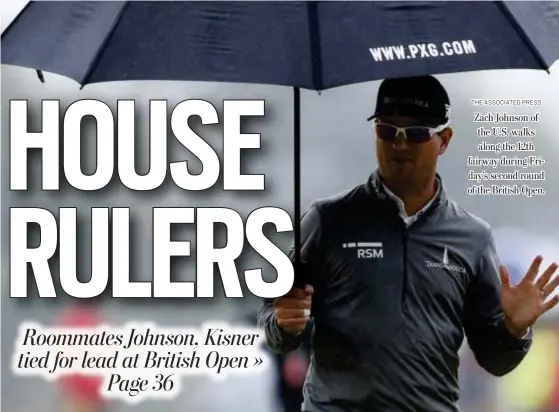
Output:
[
  {"xmin": 425, "ymin": 246, "xmax": 467, "ymax": 274},
  {"xmin": 343, "ymin": 242, "xmax": 384, "ymax": 259}
]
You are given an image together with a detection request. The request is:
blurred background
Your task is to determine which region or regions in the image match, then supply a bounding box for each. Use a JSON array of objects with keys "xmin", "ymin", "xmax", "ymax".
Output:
[{"xmin": 2, "ymin": 2, "xmax": 559, "ymax": 412}]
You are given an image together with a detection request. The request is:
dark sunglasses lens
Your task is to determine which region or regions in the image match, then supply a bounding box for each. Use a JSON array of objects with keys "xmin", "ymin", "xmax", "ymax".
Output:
[
  {"xmin": 406, "ymin": 127, "xmax": 432, "ymax": 143},
  {"xmin": 375, "ymin": 124, "xmax": 397, "ymax": 141}
]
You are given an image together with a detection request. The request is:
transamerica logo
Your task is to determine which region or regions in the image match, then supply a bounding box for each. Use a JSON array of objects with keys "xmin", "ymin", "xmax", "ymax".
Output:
[
  {"xmin": 343, "ymin": 242, "xmax": 383, "ymax": 259},
  {"xmin": 425, "ymin": 247, "xmax": 466, "ymax": 274}
]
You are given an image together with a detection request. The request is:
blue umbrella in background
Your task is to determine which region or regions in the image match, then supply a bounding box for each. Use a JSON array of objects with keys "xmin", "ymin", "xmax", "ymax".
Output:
[{"xmin": 2, "ymin": 1, "xmax": 558, "ymax": 271}]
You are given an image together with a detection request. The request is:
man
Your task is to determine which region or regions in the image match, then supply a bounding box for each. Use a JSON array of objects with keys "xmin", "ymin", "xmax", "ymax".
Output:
[
  {"xmin": 546, "ymin": 326, "xmax": 559, "ymax": 412},
  {"xmin": 56, "ymin": 302, "xmax": 106, "ymax": 412},
  {"xmin": 270, "ymin": 322, "xmax": 312, "ymax": 412},
  {"xmin": 257, "ymin": 75, "xmax": 559, "ymax": 412}
]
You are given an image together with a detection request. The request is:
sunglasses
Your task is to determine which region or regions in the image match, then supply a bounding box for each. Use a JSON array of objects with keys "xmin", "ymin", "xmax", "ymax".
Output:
[{"xmin": 373, "ymin": 120, "xmax": 448, "ymax": 144}]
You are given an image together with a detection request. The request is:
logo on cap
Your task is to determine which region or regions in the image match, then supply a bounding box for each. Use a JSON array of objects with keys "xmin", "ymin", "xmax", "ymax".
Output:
[
  {"xmin": 445, "ymin": 104, "xmax": 451, "ymax": 120},
  {"xmin": 384, "ymin": 97, "xmax": 429, "ymax": 108}
]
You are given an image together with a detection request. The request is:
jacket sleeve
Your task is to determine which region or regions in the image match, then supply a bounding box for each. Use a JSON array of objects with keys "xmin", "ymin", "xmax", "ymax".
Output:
[
  {"xmin": 462, "ymin": 230, "xmax": 533, "ymax": 377},
  {"xmin": 257, "ymin": 201, "xmax": 325, "ymax": 354}
]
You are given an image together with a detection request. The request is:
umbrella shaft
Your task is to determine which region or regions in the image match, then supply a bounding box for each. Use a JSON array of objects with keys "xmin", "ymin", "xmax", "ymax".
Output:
[{"xmin": 294, "ymin": 87, "xmax": 301, "ymax": 264}]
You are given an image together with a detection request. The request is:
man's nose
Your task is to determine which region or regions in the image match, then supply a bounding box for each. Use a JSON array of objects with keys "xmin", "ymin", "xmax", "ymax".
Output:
[{"xmin": 392, "ymin": 130, "xmax": 409, "ymax": 150}]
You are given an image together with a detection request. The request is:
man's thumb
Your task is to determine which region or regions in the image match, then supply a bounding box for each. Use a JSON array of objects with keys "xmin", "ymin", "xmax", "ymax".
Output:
[
  {"xmin": 304, "ymin": 285, "xmax": 314, "ymax": 296},
  {"xmin": 499, "ymin": 265, "xmax": 511, "ymax": 288}
]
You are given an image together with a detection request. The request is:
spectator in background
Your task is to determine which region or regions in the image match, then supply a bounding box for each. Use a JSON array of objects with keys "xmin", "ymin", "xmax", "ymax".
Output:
[
  {"xmin": 270, "ymin": 322, "xmax": 312, "ymax": 412},
  {"xmin": 55, "ymin": 301, "xmax": 106, "ymax": 412},
  {"xmin": 543, "ymin": 325, "xmax": 559, "ymax": 412},
  {"xmin": 457, "ymin": 348, "xmax": 496, "ymax": 412},
  {"xmin": 250, "ymin": 311, "xmax": 312, "ymax": 412}
]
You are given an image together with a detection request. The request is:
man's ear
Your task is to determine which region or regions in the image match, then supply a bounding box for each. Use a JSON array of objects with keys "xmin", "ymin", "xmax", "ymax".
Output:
[{"xmin": 438, "ymin": 127, "xmax": 453, "ymax": 155}]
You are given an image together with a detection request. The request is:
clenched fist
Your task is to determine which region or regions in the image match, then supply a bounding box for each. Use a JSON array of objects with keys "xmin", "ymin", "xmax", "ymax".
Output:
[{"xmin": 274, "ymin": 285, "xmax": 313, "ymax": 335}]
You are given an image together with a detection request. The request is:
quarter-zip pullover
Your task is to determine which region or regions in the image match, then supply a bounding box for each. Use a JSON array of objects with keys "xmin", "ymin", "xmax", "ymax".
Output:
[{"xmin": 258, "ymin": 170, "xmax": 532, "ymax": 412}]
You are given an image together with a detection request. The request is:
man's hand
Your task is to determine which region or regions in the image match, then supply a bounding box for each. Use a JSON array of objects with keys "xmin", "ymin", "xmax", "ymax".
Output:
[
  {"xmin": 274, "ymin": 285, "xmax": 313, "ymax": 335},
  {"xmin": 500, "ymin": 255, "xmax": 559, "ymax": 337}
]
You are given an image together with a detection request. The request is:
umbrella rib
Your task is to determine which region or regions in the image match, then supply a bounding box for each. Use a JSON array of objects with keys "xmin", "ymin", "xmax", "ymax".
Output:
[
  {"xmin": 307, "ymin": 1, "xmax": 324, "ymax": 90},
  {"xmin": 495, "ymin": 1, "xmax": 551, "ymax": 73},
  {"xmin": 79, "ymin": 1, "xmax": 130, "ymax": 88}
]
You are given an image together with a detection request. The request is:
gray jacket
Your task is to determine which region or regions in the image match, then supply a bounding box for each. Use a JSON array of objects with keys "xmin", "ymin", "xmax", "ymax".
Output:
[{"xmin": 258, "ymin": 170, "xmax": 532, "ymax": 412}]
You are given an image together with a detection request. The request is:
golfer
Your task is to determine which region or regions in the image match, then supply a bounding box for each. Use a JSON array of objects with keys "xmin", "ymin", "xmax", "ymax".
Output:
[{"xmin": 258, "ymin": 75, "xmax": 559, "ymax": 412}]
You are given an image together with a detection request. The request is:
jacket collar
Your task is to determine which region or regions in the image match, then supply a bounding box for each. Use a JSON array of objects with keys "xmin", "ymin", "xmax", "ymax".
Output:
[{"xmin": 364, "ymin": 168, "xmax": 447, "ymax": 219}]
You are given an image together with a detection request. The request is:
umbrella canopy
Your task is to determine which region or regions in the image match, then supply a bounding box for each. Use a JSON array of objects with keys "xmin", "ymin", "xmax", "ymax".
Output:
[
  {"xmin": 2, "ymin": 1, "xmax": 558, "ymax": 270},
  {"xmin": 2, "ymin": 1, "xmax": 558, "ymax": 88}
]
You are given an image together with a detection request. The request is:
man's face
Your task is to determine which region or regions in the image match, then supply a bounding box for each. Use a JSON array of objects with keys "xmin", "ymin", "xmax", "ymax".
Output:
[{"xmin": 375, "ymin": 114, "xmax": 452, "ymax": 194}]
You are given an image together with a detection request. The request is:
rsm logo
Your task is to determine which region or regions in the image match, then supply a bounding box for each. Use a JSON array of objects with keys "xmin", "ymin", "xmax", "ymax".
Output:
[{"xmin": 342, "ymin": 242, "xmax": 384, "ymax": 259}]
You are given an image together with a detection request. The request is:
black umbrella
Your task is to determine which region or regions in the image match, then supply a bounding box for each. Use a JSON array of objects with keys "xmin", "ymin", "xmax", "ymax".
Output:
[{"xmin": 2, "ymin": 1, "xmax": 558, "ymax": 273}]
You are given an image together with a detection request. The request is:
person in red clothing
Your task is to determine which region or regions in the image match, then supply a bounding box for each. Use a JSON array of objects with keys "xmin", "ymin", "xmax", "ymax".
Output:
[
  {"xmin": 55, "ymin": 301, "xmax": 106, "ymax": 412},
  {"xmin": 544, "ymin": 326, "xmax": 559, "ymax": 412}
]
